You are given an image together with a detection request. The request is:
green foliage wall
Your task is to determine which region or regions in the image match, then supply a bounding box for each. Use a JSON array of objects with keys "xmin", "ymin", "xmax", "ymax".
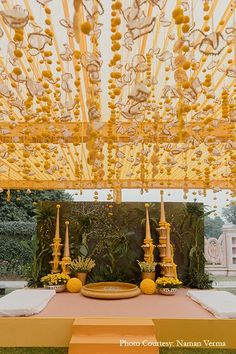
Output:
[{"xmin": 37, "ymin": 201, "xmax": 208, "ymax": 287}]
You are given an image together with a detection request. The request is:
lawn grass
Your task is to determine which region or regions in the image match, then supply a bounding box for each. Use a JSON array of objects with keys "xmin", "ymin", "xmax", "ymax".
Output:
[
  {"xmin": 0, "ymin": 349, "xmax": 68, "ymax": 354},
  {"xmin": 161, "ymin": 349, "xmax": 236, "ymax": 353}
]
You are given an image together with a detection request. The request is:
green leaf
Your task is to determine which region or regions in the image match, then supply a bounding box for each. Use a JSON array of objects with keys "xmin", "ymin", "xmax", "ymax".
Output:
[{"xmin": 79, "ymin": 244, "xmax": 88, "ymax": 256}]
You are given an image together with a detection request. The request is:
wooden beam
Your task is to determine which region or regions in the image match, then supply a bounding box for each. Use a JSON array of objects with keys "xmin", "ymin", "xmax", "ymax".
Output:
[
  {"xmin": 0, "ymin": 122, "xmax": 233, "ymax": 143},
  {"xmin": 0, "ymin": 179, "xmax": 234, "ymax": 190}
]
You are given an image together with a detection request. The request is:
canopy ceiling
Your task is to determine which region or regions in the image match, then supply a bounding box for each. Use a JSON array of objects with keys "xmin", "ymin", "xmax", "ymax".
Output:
[{"xmin": 0, "ymin": 0, "xmax": 235, "ymax": 195}]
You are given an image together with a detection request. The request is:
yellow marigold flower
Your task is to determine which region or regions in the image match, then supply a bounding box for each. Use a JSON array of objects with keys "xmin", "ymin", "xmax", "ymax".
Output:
[
  {"xmin": 81, "ymin": 22, "xmax": 92, "ymax": 35},
  {"xmin": 13, "ymin": 67, "xmax": 22, "ymax": 76},
  {"xmin": 45, "ymin": 7, "xmax": 51, "ymax": 14},
  {"xmin": 111, "ymin": 42, "xmax": 121, "ymax": 52},
  {"xmin": 172, "ymin": 8, "xmax": 183, "ymax": 19},
  {"xmin": 112, "ymin": 1, "xmax": 122, "ymax": 10},
  {"xmin": 14, "ymin": 49, "xmax": 23, "ymax": 58}
]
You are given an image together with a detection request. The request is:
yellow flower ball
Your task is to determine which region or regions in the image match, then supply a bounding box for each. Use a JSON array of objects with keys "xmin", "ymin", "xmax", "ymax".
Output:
[
  {"xmin": 14, "ymin": 33, "xmax": 23, "ymax": 42},
  {"xmin": 182, "ymin": 81, "xmax": 190, "ymax": 89},
  {"xmin": 182, "ymin": 24, "xmax": 190, "ymax": 33},
  {"xmin": 13, "ymin": 67, "xmax": 22, "ymax": 76},
  {"xmin": 74, "ymin": 50, "xmax": 81, "ymax": 59},
  {"xmin": 111, "ymin": 42, "xmax": 121, "ymax": 52},
  {"xmin": 172, "ymin": 8, "xmax": 183, "ymax": 19},
  {"xmin": 140, "ymin": 279, "xmax": 156, "ymax": 295},
  {"xmin": 113, "ymin": 88, "xmax": 121, "ymax": 95},
  {"xmin": 66, "ymin": 278, "xmax": 82, "ymax": 293},
  {"xmin": 81, "ymin": 22, "xmax": 92, "ymax": 35},
  {"xmin": 14, "ymin": 49, "xmax": 23, "ymax": 58},
  {"xmin": 112, "ymin": 1, "xmax": 122, "ymax": 10},
  {"xmin": 45, "ymin": 7, "xmax": 51, "ymax": 14},
  {"xmin": 203, "ymin": 25, "xmax": 210, "ymax": 32},
  {"xmin": 182, "ymin": 61, "xmax": 191, "ymax": 70},
  {"xmin": 175, "ymin": 15, "xmax": 184, "ymax": 24}
]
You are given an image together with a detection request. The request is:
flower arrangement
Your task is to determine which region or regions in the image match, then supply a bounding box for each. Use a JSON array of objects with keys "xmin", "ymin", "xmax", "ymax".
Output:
[
  {"xmin": 40, "ymin": 273, "xmax": 70, "ymax": 286},
  {"xmin": 137, "ymin": 260, "xmax": 157, "ymax": 272},
  {"xmin": 156, "ymin": 277, "xmax": 182, "ymax": 289},
  {"xmin": 69, "ymin": 256, "xmax": 96, "ymax": 274}
]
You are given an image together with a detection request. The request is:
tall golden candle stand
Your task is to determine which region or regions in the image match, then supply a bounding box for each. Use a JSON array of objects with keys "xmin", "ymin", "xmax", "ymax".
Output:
[
  {"xmin": 157, "ymin": 191, "xmax": 177, "ymax": 278},
  {"xmin": 60, "ymin": 221, "xmax": 71, "ymax": 275},
  {"xmin": 50, "ymin": 204, "xmax": 63, "ymax": 273},
  {"xmin": 141, "ymin": 203, "xmax": 156, "ymax": 263}
]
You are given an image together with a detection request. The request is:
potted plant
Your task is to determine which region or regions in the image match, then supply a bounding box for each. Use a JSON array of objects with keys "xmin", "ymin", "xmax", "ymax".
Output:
[
  {"xmin": 69, "ymin": 256, "xmax": 96, "ymax": 285},
  {"xmin": 40, "ymin": 273, "xmax": 70, "ymax": 292},
  {"xmin": 137, "ymin": 260, "xmax": 157, "ymax": 281},
  {"xmin": 156, "ymin": 277, "xmax": 182, "ymax": 295}
]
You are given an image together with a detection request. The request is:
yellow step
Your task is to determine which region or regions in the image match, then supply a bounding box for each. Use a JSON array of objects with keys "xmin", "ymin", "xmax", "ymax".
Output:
[
  {"xmin": 70, "ymin": 333, "xmax": 157, "ymax": 344},
  {"xmin": 71, "ymin": 317, "xmax": 155, "ymax": 336},
  {"xmin": 69, "ymin": 318, "xmax": 159, "ymax": 354}
]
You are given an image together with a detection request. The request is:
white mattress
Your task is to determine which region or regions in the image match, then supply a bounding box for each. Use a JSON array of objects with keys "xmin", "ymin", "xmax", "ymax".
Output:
[
  {"xmin": 187, "ymin": 290, "xmax": 236, "ymax": 318},
  {"xmin": 0, "ymin": 289, "xmax": 56, "ymax": 317}
]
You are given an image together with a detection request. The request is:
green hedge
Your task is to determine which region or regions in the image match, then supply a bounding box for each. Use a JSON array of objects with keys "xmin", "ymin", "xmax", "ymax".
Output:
[
  {"xmin": 0, "ymin": 222, "xmax": 36, "ymax": 240},
  {"xmin": 0, "ymin": 234, "xmax": 34, "ymax": 279}
]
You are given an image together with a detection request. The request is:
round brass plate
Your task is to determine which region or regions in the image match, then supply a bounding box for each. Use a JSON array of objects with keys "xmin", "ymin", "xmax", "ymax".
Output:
[{"xmin": 81, "ymin": 282, "xmax": 141, "ymax": 299}]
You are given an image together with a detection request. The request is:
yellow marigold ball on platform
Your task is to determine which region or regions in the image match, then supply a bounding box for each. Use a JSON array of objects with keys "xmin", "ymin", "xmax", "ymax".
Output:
[
  {"xmin": 67, "ymin": 278, "xmax": 82, "ymax": 293},
  {"xmin": 140, "ymin": 279, "xmax": 156, "ymax": 295}
]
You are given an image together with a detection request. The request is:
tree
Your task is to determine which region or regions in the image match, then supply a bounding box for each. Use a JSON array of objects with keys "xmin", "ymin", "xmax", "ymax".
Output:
[
  {"xmin": 0, "ymin": 189, "xmax": 73, "ymax": 279},
  {"xmin": 0, "ymin": 190, "xmax": 73, "ymax": 222},
  {"xmin": 222, "ymin": 204, "xmax": 236, "ymax": 226},
  {"xmin": 204, "ymin": 215, "xmax": 224, "ymax": 238}
]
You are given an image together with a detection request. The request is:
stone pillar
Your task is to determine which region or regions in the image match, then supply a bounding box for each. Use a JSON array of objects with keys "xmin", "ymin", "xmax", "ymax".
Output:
[{"xmin": 223, "ymin": 224, "xmax": 236, "ymax": 276}]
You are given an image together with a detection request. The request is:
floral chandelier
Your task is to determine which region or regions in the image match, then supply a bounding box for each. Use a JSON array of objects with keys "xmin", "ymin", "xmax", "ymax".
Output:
[{"xmin": 0, "ymin": 0, "xmax": 235, "ymax": 198}]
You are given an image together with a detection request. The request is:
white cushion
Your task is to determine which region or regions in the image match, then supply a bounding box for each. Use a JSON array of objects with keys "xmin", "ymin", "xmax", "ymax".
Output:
[
  {"xmin": 0, "ymin": 289, "xmax": 56, "ymax": 317},
  {"xmin": 187, "ymin": 290, "xmax": 236, "ymax": 318}
]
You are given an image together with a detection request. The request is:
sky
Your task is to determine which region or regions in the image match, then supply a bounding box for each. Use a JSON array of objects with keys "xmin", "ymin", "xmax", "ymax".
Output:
[{"xmin": 68, "ymin": 188, "xmax": 235, "ymax": 220}]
